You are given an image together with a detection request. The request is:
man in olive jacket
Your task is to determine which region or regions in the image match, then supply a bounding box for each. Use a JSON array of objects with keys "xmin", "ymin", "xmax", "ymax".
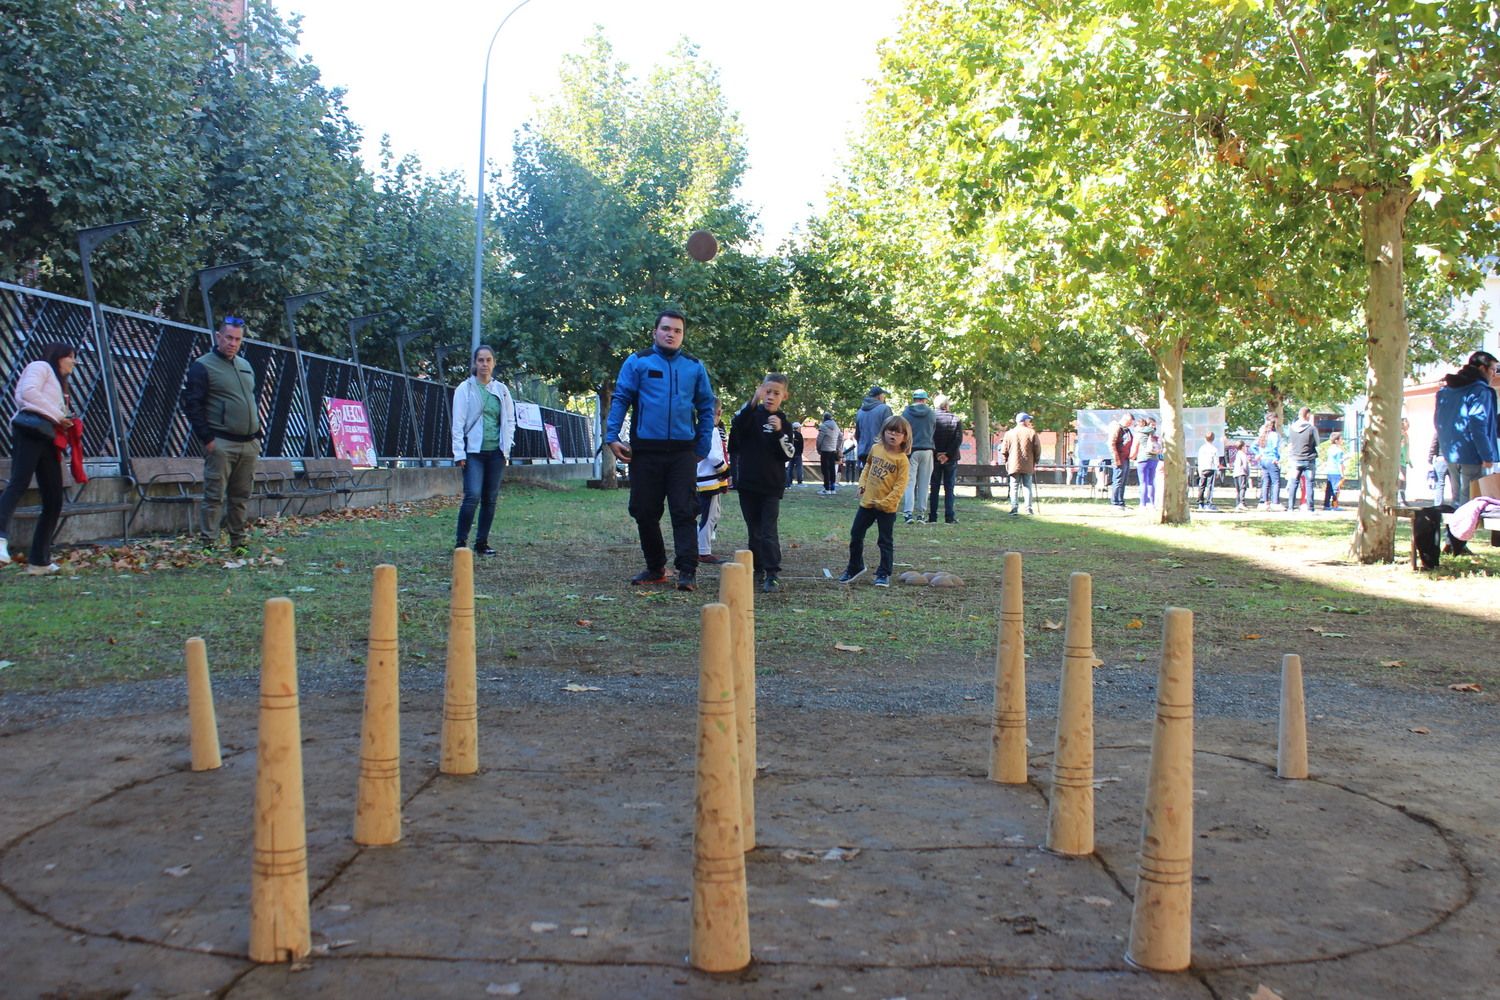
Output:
[{"xmin": 182, "ymin": 316, "xmax": 261, "ymax": 553}]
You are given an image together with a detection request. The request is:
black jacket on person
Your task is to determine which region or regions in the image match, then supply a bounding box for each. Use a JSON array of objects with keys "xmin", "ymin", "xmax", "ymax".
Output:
[
  {"xmin": 1287, "ymin": 418, "xmax": 1320, "ymax": 465},
  {"xmin": 729, "ymin": 403, "xmax": 797, "ymax": 496}
]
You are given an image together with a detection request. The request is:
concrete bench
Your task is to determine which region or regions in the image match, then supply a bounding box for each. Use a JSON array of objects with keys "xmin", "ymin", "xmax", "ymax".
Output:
[
  {"xmin": 303, "ymin": 457, "xmax": 391, "ymax": 509},
  {"xmin": 0, "ymin": 458, "xmax": 135, "ymax": 544}
]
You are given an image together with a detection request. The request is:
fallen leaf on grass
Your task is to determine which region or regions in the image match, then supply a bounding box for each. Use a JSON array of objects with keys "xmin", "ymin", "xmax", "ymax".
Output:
[
  {"xmin": 561, "ymin": 684, "xmax": 602, "ymax": 693},
  {"xmin": 822, "ymin": 847, "xmax": 861, "ymax": 862},
  {"xmin": 1448, "ymin": 682, "xmax": 1482, "ymax": 693},
  {"xmin": 1320, "ymin": 605, "xmax": 1369, "ymax": 615},
  {"xmin": 1241, "ymin": 633, "xmax": 1263, "ymax": 641},
  {"xmin": 1380, "ymin": 660, "xmax": 1406, "ymax": 668},
  {"xmin": 162, "ymin": 865, "xmax": 192, "ymax": 878},
  {"xmin": 0, "ymin": 660, "xmax": 14, "ymax": 671},
  {"xmin": 1306, "ymin": 626, "xmax": 1348, "ymax": 638},
  {"xmin": 1409, "ymin": 727, "xmax": 1431, "ymax": 735},
  {"xmin": 1125, "ymin": 619, "xmax": 1143, "ymax": 629},
  {"xmin": 575, "ymin": 619, "xmax": 592, "ymax": 627},
  {"xmin": 1042, "ymin": 619, "xmax": 1063, "ymax": 631},
  {"xmin": 833, "ymin": 642, "xmax": 864, "ymax": 653}
]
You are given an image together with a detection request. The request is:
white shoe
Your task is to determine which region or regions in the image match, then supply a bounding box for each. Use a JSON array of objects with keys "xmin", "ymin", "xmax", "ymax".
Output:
[
  {"xmin": 24, "ymin": 562, "xmax": 60, "ymax": 576},
  {"xmin": 0, "ymin": 537, "xmax": 9, "ymax": 565}
]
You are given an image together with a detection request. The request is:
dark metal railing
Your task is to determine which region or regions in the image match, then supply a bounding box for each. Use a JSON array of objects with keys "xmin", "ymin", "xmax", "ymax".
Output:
[{"xmin": 0, "ymin": 281, "xmax": 592, "ymax": 467}]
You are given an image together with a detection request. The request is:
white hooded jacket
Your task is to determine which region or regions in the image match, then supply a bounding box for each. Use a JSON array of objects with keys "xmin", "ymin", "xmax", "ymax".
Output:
[{"xmin": 451, "ymin": 377, "xmax": 517, "ymax": 462}]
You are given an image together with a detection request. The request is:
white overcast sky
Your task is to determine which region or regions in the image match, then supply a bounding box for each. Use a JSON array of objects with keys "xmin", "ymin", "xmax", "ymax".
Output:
[{"xmin": 279, "ymin": 0, "xmax": 907, "ymax": 246}]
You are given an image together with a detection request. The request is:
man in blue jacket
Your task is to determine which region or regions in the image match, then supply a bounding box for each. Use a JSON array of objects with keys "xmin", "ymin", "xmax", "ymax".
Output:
[
  {"xmin": 606, "ymin": 310, "xmax": 717, "ymax": 591},
  {"xmin": 1435, "ymin": 350, "xmax": 1499, "ymax": 504}
]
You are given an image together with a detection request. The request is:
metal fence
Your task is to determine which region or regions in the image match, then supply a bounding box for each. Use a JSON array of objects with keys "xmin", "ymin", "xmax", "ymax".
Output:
[{"xmin": 0, "ymin": 281, "xmax": 593, "ymax": 468}]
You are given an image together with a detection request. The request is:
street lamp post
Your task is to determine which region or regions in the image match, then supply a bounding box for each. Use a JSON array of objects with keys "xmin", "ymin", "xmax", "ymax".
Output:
[
  {"xmin": 394, "ymin": 330, "xmax": 430, "ymax": 461},
  {"xmin": 471, "ymin": 0, "xmax": 536, "ymax": 354},
  {"xmin": 283, "ymin": 290, "xmax": 331, "ymax": 458},
  {"xmin": 78, "ymin": 219, "xmax": 144, "ymax": 472}
]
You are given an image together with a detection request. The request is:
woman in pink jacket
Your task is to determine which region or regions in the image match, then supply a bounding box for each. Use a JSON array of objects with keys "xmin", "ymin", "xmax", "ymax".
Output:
[{"xmin": 0, "ymin": 343, "xmax": 78, "ymax": 574}]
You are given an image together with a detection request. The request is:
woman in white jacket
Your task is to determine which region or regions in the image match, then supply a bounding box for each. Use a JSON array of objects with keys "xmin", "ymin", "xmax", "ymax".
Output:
[
  {"xmin": 0, "ymin": 343, "xmax": 77, "ymax": 574},
  {"xmin": 451, "ymin": 345, "xmax": 516, "ymax": 555}
]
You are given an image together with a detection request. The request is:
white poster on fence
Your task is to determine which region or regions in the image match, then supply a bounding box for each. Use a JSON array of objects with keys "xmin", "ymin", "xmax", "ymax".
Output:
[
  {"xmin": 1075, "ymin": 407, "xmax": 1225, "ymax": 463},
  {"xmin": 515, "ymin": 401, "xmax": 544, "ymax": 431}
]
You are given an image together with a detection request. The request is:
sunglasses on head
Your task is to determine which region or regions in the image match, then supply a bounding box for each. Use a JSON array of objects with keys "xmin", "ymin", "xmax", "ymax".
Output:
[{"xmin": 223, "ymin": 316, "xmax": 245, "ymax": 327}]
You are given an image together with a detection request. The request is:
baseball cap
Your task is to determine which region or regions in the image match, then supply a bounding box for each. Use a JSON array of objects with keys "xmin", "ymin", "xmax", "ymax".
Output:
[
  {"xmin": 1016, "ymin": 412, "xmax": 1032, "ymax": 423},
  {"xmin": 868, "ymin": 385, "xmax": 887, "ymax": 396},
  {"xmin": 912, "ymin": 390, "xmax": 929, "ymax": 400}
]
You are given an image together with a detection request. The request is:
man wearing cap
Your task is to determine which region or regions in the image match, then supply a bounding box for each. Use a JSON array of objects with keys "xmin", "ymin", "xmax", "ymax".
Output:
[
  {"xmin": 901, "ymin": 390, "xmax": 937, "ymax": 523},
  {"xmin": 1000, "ymin": 411, "xmax": 1042, "ymax": 516},
  {"xmin": 182, "ymin": 314, "xmax": 261, "ymax": 555},
  {"xmin": 854, "ymin": 385, "xmax": 893, "ymax": 467}
]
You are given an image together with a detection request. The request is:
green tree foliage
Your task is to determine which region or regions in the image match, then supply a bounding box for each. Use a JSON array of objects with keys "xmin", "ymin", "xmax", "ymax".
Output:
[{"xmin": 494, "ymin": 31, "xmax": 791, "ymax": 469}]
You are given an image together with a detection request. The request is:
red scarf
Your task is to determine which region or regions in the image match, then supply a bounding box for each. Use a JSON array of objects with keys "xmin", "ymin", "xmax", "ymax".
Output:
[{"xmin": 52, "ymin": 419, "xmax": 87, "ymax": 483}]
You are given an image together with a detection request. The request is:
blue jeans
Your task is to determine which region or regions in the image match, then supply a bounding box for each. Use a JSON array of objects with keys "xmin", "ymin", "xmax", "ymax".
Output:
[
  {"xmin": 1008, "ymin": 472, "xmax": 1035, "ymax": 512},
  {"xmin": 456, "ymin": 450, "xmax": 506, "ymax": 547},
  {"xmin": 928, "ymin": 460, "xmax": 957, "ymax": 521},
  {"xmin": 1293, "ymin": 464, "xmax": 1316, "ymax": 510},
  {"xmin": 1110, "ymin": 460, "xmax": 1130, "ymax": 506},
  {"xmin": 1259, "ymin": 458, "xmax": 1281, "ymax": 506}
]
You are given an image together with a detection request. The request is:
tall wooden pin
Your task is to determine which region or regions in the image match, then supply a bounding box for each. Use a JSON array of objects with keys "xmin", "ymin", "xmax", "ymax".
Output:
[
  {"xmin": 1277, "ymin": 653, "xmax": 1308, "ymax": 780},
  {"xmin": 1046, "ymin": 572, "xmax": 1094, "ymax": 855},
  {"xmin": 720, "ymin": 561, "xmax": 756, "ymax": 851},
  {"xmin": 185, "ymin": 637, "xmax": 222, "ymax": 771},
  {"xmin": 989, "ymin": 551, "xmax": 1027, "ymax": 783},
  {"xmin": 1127, "ymin": 607, "xmax": 1195, "ymax": 972},
  {"xmin": 731, "ymin": 549, "xmax": 758, "ymax": 777},
  {"xmin": 249, "ymin": 598, "xmax": 311, "ymax": 963},
  {"xmin": 355, "ymin": 564, "xmax": 401, "ymax": 844},
  {"xmin": 441, "ymin": 547, "xmax": 478, "ymax": 775},
  {"xmin": 690, "ymin": 602, "xmax": 751, "ymax": 972}
]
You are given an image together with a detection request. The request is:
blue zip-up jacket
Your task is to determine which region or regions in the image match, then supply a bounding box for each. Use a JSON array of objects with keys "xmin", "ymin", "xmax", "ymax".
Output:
[
  {"xmin": 1435, "ymin": 372, "xmax": 1499, "ymax": 465},
  {"xmin": 606, "ymin": 343, "xmax": 716, "ymax": 457}
]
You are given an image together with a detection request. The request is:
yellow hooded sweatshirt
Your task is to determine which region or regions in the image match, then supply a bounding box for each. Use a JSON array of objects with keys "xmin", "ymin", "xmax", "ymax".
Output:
[{"xmin": 859, "ymin": 441, "xmax": 909, "ymax": 513}]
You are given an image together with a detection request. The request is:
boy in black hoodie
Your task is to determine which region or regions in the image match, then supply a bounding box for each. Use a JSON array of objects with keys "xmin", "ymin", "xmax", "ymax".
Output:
[{"xmin": 730, "ymin": 373, "xmax": 798, "ymax": 593}]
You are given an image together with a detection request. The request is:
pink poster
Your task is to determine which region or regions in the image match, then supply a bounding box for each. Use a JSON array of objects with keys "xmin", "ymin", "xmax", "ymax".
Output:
[
  {"xmin": 324, "ymin": 397, "xmax": 378, "ymax": 468},
  {"xmin": 544, "ymin": 422, "xmax": 562, "ymax": 461}
]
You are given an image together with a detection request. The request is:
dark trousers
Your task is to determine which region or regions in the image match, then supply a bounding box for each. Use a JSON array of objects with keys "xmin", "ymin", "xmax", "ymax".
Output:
[
  {"xmin": 847, "ymin": 505, "xmax": 896, "ymax": 577},
  {"xmin": 456, "ymin": 449, "xmax": 507, "ymax": 547},
  {"xmin": 1197, "ymin": 470, "xmax": 1217, "ymax": 506},
  {"xmin": 0, "ymin": 423, "xmax": 63, "ymax": 564},
  {"xmin": 738, "ymin": 490, "xmax": 783, "ymax": 576},
  {"xmin": 627, "ymin": 448, "xmax": 699, "ymax": 574},
  {"xmin": 1110, "ymin": 460, "xmax": 1131, "ymax": 506},
  {"xmin": 1234, "ymin": 474, "xmax": 1249, "ymax": 506},
  {"xmin": 784, "ymin": 450, "xmax": 803, "ymax": 486},
  {"xmin": 819, "ymin": 451, "xmax": 839, "ymax": 491},
  {"xmin": 928, "ymin": 460, "xmax": 957, "ymax": 521}
]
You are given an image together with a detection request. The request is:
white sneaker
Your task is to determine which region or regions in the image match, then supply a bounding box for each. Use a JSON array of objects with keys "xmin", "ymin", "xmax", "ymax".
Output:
[
  {"xmin": 24, "ymin": 562, "xmax": 60, "ymax": 576},
  {"xmin": 0, "ymin": 537, "xmax": 9, "ymax": 565}
]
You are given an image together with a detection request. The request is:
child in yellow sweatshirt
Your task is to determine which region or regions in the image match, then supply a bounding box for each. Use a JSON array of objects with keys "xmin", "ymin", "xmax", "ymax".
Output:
[{"xmin": 839, "ymin": 415, "xmax": 911, "ymax": 587}]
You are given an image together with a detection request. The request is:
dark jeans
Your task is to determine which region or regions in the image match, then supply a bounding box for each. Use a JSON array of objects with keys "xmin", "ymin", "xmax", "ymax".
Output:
[
  {"xmin": 738, "ymin": 490, "xmax": 783, "ymax": 576},
  {"xmin": 0, "ymin": 422, "xmax": 62, "ymax": 564},
  {"xmin": 1110, "ymin": 460, "xmax": 1131, "ymax": 506},
  {"xmin": 1293, "ymin": 463, "xmax": 1316, "ymax": 510},
  {"xmin": 456, "ymin": 449, "xmax": 507, "ymax": 547},
  {"xmin": 819, "ymin": 451, "xmax": 839, "ymax": 491},
  {"xmin": 847, "ymin": 505, "xmax": 896, "ymax": 577},
  {"xmin": 627, "ymin": 448, "xmax": 699, "ymax": 574},
  {"xmin": 784, "ymin": 450, "xmax": 803, "ymax": 486},
  {"xmin": 1197, "ymin": 470, "xmax": 1217, "ymax": 506},
  {"xmin": 929, "ymin": 459, "xmax": 957, "ymax": 521}
]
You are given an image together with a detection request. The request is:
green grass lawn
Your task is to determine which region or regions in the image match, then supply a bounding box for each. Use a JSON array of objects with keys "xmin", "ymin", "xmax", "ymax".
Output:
[{"xmin": 1, "ymin": 482, "xmax": 1496, "ymax": 693}]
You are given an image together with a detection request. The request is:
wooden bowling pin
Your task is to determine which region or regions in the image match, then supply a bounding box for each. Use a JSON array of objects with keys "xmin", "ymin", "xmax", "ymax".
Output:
[
  {"xmin": 441, "ymin": 547, "xmax": 478, "ymax": 775},
  {"xmin": 989, "ymin": 551, "xmax": 1027, "ymax": 783},
  {"xmin": 249, "ymin": 598, "xmax": 311, "ymax": 963},
  {"xmin": 1046, "ymin": 572, "xmax": 1094, "ymax": 855},
  {"xmin": 1277, "ymin": 653, "xmax": 1308, "ymax": 780},
  {"xmin": 355, "ymin": 564, "xmax": 402, "ymax": 845},
  {"xmin": 1127, "ymin": 607, "xmax": 1195, "ymax": 972},
  {"xmin": 690, "ymin": 603, "xmax": 751, "ymax": 972},
  {"xmin": 185, "ymin": 637, "xmax": 221, "ymax": 771},
  {"xmin": 720, "ymin": 561, "xmax": 756, "ymax": 851}
]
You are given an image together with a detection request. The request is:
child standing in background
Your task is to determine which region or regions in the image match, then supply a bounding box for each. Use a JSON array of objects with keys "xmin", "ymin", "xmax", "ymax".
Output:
[
  {"xmin": 839, "ymin": 415, "xmax": 911, "ymax": 588},
  {"xmin": 729, "ymin": 374, "xmax": 798, "ymax": 593},
  {"xmin": 1232, "ymin": 443, "xmax": 1252, "ymax": 510},
  {"xmin": 695, "ymin": 400, "xmax": 730, "ymax": 563}
]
